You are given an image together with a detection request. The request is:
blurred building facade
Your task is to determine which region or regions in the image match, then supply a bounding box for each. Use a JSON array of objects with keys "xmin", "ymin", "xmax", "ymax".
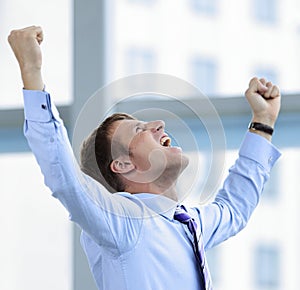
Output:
[
  {"xmin": 107, "ymin": 1, "xmax": 300, "ymax": 289},
  {"xmin": 108, "ymin": 0, "xmax": 300, "ymax": 97}
]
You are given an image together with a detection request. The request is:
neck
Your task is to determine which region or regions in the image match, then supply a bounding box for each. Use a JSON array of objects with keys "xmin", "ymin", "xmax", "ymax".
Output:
[
  {"xmin": 123, "ymin": 164, "xmax": 186, "ymax": 201},
  {"xmin": 125, "ymin": 179, "xmax": 179, "ymax": 201}
]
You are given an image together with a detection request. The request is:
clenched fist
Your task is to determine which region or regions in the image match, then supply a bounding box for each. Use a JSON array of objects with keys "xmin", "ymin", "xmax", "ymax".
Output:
[
  {"xmin": 245, "ymin": 77, "xmax": 281, "ymax": 139},
  {"xmin": 8, "ymin": 26, "xmax": 44, "ymax": 90}
]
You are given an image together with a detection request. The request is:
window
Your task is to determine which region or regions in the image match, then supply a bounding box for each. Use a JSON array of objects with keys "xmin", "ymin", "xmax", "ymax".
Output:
[
  {"xmin": 126, "ymin": 47, "xmax": 156, "ymax": 74},
  {"xmin": 253, "ymin": 0, "xmax": 278, "ymax": 24},
  {"xmin": 128, "ymin": 0, "xmax": 155, "ymax": 4},
  {"xmin": 255, "ymin": 67, "xmax": 278, "ymax": 84},
  {"xmin": 191, "ymin": 58, "xmax": 217, "ymax": 96},
  {"xmin": 262, "ymin": 163, "xmax": 280, "ymax": 200},
  {"xmin": 0, "ymin": 153, "xmax": 72, "ymax": 290},
  {"xmin": 0, "ymin": 0, "xmax": 72, "ymax": 108},
  {"xmin": 254, "ymin": 244, "xmax": 281, "ymax": 288},
  {"xmin": 190, "ymin": 0, "xmax": 218, "ymax": 14}
]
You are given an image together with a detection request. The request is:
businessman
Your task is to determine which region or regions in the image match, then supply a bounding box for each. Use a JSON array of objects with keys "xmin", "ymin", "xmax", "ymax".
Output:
[{"xmin": 8, "ymin": 26, "xmax": 281, "ymax": 290}]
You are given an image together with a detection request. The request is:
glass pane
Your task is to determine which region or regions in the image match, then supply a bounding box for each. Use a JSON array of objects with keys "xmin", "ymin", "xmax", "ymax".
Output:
[
  {"xmin": 255, "ymin": 68, "xmax": 278, "ymax": 85},
  {"xmin": 0, "ymin": 153, "xmax": 72, "ymax": 290},
  {"xmin": 255, "ymin": 245, "xmax": 280, "ymax": 287},
  {"xmin": 107, "ymin": 0, "xmax": 300, "ymax": 99},
  {"xmin": 190, "ymin": 0, "xmax": 218, "ymax": 14},
  {"xmin": 0, "ymin": 0, "xmax": 73, "ymax": 108},
  {"xmin": 191, "ymin": 57, "xmax": 217, "ymax": 95},
  {"xmin": 126, "ymin": 47, "xmax": 156, "ymax": 74},
  {"xmin": 253, "ymin": 0, "xmax": 278, "ymax": 24},
  {"xmin": 262, "ymin": 162, "xmax": 280, "ymax": 200}
]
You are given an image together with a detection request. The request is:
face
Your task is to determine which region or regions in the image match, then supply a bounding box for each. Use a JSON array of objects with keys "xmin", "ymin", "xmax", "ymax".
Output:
[{"xmin": 110, "ymin": 119, "xmax": 189, "ymax": 184}]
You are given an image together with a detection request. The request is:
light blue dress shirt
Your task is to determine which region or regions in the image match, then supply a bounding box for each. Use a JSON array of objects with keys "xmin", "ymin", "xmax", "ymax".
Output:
[{"xmin": 23, "ymin": 90, "xmax": 281, "ymax": 290}]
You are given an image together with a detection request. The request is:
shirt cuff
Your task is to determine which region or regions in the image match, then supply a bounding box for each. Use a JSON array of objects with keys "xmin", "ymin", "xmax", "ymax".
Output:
[
  {"xmin": 239, "ymin": 132, "xmax": 281, "ymax": 171},
  {"xmin": 23, "ymin": 89, "xmax": 60, "ymax": 122}
]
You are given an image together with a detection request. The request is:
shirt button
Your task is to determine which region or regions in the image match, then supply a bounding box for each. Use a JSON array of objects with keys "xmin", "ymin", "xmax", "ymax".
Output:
[
  {"xmin": 268, "ymin": 156, "xmax": 273, "ymax": 164},
  {"xmin": 41, "ymin": 104, "xmax": 47, "ymax": 109},
  {"xmin": 50, "ymin": 137, "xmax": 54, "ymax": 143}
]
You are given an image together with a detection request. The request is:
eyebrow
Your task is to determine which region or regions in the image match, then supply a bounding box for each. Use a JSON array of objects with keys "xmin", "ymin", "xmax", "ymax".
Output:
[{"xmin": 135, "ymin": 122, "xmax": 143, "ymax": 128}]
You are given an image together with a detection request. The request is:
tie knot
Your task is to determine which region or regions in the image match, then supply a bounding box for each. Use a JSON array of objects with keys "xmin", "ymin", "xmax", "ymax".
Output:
[{"xmin": 174, "ymin": 205, "xmax": 193, "ymax": 224}]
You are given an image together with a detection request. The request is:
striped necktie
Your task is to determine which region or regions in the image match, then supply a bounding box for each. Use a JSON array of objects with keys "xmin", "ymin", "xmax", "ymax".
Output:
[{"xmin": 174, "ymin": 205, "xmax": 213, "ymax": 290}]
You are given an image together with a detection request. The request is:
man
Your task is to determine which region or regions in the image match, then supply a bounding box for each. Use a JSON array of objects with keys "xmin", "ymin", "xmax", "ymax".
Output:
[{"xmin": 8, "ymin": 26, "xmax": 281, "ymax": 290}]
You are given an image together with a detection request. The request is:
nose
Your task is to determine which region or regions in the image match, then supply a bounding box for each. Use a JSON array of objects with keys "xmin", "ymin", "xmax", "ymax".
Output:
[{"xmin": 146, "ymin": 120, "xmax": 165, "ymax": 133}]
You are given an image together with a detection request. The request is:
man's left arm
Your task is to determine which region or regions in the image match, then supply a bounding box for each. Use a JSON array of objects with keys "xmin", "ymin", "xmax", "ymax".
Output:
[{"xmin": 195, "ymin": 77, "xmax": 281, "ymax": 249}]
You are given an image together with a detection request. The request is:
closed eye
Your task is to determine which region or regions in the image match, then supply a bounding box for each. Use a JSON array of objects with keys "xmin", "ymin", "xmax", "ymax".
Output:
[
  {"xmin": 136, "ymin": 127, "xmax": 143, "ymax": 133},
  {"xmin": 135, "ymin": 122, "xmax": 146, "ymax": 133},
  {"xmin": 135, "ymin": 121, "xmax": 147, "ymax": 133}
]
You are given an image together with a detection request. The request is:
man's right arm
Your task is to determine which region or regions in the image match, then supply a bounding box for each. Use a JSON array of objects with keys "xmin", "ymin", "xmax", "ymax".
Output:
[
  {"xmin": 195, "ymin": 77, "xmax": 281, "ymax": 249},
  {"xmin": 8, "ymin": 26, "xmax": 116, "ymax": 244},
  {"xmin": 8, "ymin": 26, "xmax": 143, "ymax": 252}
]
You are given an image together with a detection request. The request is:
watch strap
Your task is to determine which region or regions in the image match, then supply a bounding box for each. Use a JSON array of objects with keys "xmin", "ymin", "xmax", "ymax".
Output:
[{"xmin": 248, "ymin": 122, "xmax": 274, "ymax": 136}]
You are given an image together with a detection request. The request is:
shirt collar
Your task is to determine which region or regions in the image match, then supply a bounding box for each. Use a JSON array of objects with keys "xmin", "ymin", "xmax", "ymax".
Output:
[{"xmin": 133, "ymin": 193, "xmax": 178, "ymax": 220}]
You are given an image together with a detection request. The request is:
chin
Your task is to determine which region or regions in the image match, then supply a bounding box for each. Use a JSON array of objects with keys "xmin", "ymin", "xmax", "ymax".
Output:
[
  {"xmin": 179, "ymin": 154, "xmax": 189, "ymax": 172},
  {"xmin": 167, "ymin": 153, "xmax": 189, "ymax": 177}
]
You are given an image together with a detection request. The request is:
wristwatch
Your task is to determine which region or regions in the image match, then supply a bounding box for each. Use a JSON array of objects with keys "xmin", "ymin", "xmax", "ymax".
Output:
[{"xmin": 248, "ymin": 122, "xmax": 274, "ymax": 136}]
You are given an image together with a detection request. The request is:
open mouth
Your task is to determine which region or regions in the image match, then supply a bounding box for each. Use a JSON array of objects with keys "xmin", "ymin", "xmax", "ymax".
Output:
[{"xmin": 160, "ymin": 135, "xmax": 171, "ymax": 147}]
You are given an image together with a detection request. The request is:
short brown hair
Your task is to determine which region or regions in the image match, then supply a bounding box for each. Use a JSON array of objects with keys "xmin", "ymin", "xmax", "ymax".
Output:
[{"xmin": 80, "ymin": 113, "xmax": 136, "ymax": 192}]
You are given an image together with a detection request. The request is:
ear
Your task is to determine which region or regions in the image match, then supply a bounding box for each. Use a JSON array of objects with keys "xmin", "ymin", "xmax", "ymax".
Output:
[{"xmin": 110, "ymin": 156, "xmax": 135, "ymax": 174}]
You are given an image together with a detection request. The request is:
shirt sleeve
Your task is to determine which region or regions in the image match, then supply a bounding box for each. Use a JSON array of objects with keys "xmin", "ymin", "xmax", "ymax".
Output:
[
  {"xmin": 23, "ymin": 90, "xmax": 143, "ymax": 254},
  {"xmin": 195, "ymin": 132, "xmax": 281, "ymax": 250}
]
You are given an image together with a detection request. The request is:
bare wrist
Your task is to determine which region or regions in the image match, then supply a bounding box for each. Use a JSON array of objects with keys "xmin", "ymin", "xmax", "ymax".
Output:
[
  {"xmin": 21, "ymin": 69, "xmax": 44, "ymax": 91},
  {"xmin": 251, "ymin": 116, "xmax": 276, "ymax": 128}
]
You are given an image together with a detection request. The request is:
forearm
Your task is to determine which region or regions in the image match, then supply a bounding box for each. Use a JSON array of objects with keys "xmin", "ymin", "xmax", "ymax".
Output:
[
  {"xmin": 199, "ymin": 132, "xmax": 281, "ymax": 249},
  {"xmin": 23, "ymin": 90, "xmax": 73, "ymax": 192},
  {"xmin": 23, "ymin": 90, "xmax": 107, "ymax": 242},
  {"xmin": 21, "ymin": 68, "xmax": 44, "ymax": 91},
  {"xmin": 249, "ymin": 116, "xmax": 276, "ymax": 142}
]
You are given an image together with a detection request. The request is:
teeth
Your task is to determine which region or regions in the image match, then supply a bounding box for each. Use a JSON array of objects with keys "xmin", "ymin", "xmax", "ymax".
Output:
[{"xmin": 160, "ymin": 136, "xmax": 171, "ymax": 147}]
